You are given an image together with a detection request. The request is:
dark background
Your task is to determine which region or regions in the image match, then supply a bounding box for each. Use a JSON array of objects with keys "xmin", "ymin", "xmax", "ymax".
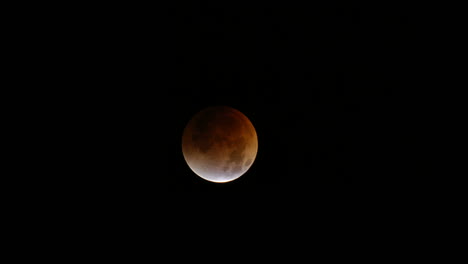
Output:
[
  {"xmin": 9, "ymin": 2, "xmax": 416, "ymax": 256},
  {"xmin": 36, "ymin": 2, "xmax": 410, "ymax": 193}
]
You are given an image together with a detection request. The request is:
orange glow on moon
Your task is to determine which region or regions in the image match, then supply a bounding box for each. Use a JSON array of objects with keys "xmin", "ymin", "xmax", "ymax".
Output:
[{"xmin": 182, "ymin": 106, "xmax": 258, "ymax": 183}]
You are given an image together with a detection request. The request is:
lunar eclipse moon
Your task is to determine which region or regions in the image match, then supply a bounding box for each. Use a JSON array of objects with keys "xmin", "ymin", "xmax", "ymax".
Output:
[{"xmin": 182, "ymin": 106, "xmax": 258, "ymax": 183}]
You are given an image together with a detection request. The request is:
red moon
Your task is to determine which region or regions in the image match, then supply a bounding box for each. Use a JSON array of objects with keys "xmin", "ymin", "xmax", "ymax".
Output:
[{"xmin": 182, "ymin": 106, "xmax": 258, "ymax": 183}]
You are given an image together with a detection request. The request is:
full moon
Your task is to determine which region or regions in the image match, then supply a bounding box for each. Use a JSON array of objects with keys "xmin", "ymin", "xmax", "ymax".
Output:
[{"xmin": 182, "ymin": 106, "xmax": 258, "ymax": 183}]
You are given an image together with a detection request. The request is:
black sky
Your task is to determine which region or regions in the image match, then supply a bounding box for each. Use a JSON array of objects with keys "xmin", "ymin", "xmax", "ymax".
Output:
[{"xmin": 60, "ymin": 3, "xmax": 410, "ymax": 193}]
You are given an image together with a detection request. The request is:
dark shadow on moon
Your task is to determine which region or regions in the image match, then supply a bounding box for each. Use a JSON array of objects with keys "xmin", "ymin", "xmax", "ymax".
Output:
[
  {"xmin": 191, "ymin": 133, "xmax": 214, "ymax": 153},
  {"xmin": 228, "ymin": 139, "xmax": 246, "ymax": 166}
]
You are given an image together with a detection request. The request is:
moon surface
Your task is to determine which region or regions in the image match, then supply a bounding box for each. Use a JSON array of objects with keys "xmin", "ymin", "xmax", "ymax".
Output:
[{"xmin": 182, "ymin": 106, "xmax": 258, "ymax": 183}]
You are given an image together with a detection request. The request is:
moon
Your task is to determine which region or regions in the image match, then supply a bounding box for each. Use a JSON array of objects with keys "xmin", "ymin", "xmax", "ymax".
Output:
[{"xmin": 182, "ymin": 106, "xmax": 258, "ymax": 183}]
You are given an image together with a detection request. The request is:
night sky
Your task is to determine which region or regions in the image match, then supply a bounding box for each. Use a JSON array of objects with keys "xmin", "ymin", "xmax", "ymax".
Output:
[
  {"xmin": 7, "ymin": 3, "xmax": 419, "ymax": 256},
  {"xmin": 63, "ymin": 3, "xmax": 410, "ymax": 193}
]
